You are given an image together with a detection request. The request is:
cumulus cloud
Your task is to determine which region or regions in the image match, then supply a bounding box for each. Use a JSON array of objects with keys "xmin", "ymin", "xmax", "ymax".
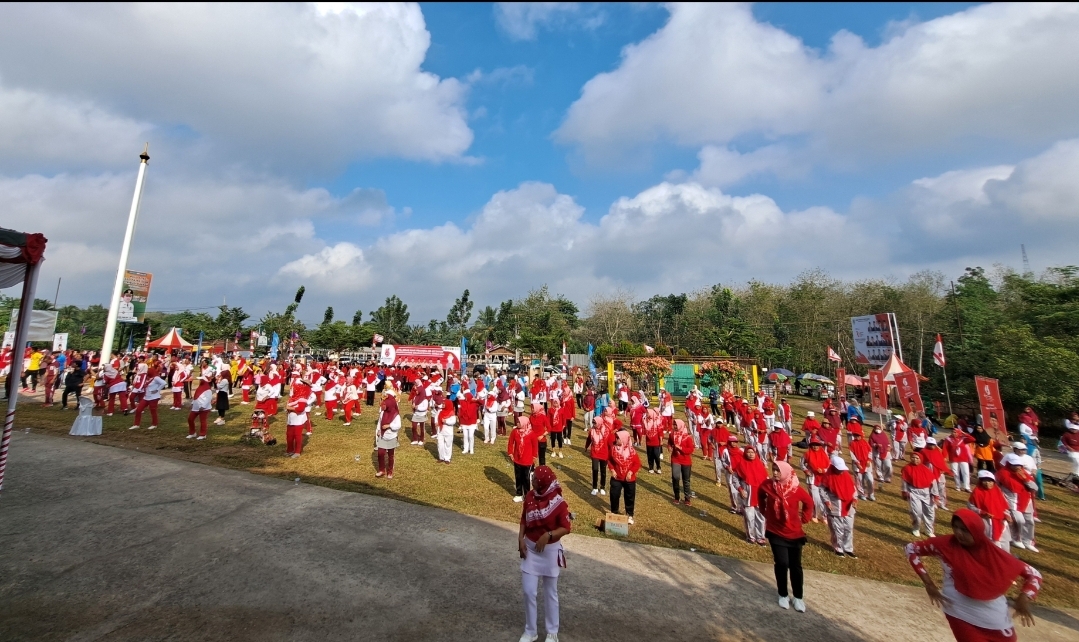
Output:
[
  {"xmin": 494, "ymin": 3, "xmax": 603, "ymax": 41},
  {"xmin": 0, "ymin": 3, "xmax": 472, "ymax": 172},
  {"xmin": 557, "ymin": 3, "xmax": 1079, "ymax": 175}
]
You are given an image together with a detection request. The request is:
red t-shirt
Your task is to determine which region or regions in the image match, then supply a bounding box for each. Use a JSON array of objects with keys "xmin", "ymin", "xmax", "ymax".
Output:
[{"xmin": 758, "ymin": 483, "xmax": 813, "ymax": 540}]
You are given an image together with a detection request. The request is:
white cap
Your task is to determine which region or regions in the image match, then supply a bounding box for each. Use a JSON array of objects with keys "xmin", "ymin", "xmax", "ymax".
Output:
[
  {"xmin": 807, "ymin": 411, "xmax": 815, "ymax": 417},
  {"xmin": 830, "ymin": 455, "xmax": 849, "ymax": 471},
  {"xmin": 926, "ymin": 437, "xmax": 937, "ymax": 445},
  {"xmin": 1012, "ymin": 442, "xmax": 1027, "ymax": 450},
  {"xmin": 1001, "ymin": 453, "xmax": 1023, "ymax": 466},
  {"xmin": 977, "ymin": 470, "xmax": 996, "ymax": 480}
]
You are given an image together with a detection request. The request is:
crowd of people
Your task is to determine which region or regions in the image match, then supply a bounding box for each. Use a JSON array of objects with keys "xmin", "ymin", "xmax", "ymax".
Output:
[{"xmin": 7, "ymin": 344, "xmax": 1070, "ymax": 642}]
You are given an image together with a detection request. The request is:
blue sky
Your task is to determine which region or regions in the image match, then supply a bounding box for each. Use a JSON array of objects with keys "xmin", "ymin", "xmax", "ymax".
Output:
[{"xmin": 2, "ymin": 2, "xmax": 1078, "ymax": 324}]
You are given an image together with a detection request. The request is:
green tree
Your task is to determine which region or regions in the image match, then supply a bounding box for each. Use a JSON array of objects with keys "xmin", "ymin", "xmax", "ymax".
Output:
[{"xmin": 370, "ymin": 295, "xmax": 411, "ymax": 343}]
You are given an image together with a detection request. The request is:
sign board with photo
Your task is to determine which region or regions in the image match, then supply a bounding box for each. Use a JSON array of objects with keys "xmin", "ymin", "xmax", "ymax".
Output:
[
  {"xmin": 851, "ymin": 313, "xmax": 902, "ymax": 367},
  {"xmin": 893, "ymin": 370, "xmax": 924, "ymax": 414},
  {"xmin": 867, "ymin": 369, "xmax": 889, "ymax": 415},
  {"xmin": 974, "ymin": 375, "xmax": 1009, "ymax": 442},
  {"xmin": 118, "ymin": 270, "xmax": 152, "ymax": 323},
  {"xmin": 52, "ymin": 333, "xmax": 68, "ymax": 352}
]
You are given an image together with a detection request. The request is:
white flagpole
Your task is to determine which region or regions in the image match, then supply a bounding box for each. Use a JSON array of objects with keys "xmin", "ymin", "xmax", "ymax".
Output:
[
  {"xmin": 942, "ymin": 366, "xmax": 953, "ymax": 416},
  {"xmin": 101, "ymin": 144, "xmax": 150, "ymax": 364}
]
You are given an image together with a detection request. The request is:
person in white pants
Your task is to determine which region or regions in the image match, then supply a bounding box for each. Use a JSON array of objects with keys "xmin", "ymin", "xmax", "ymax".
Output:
[
  {"xmin": 998, "ymin": 454, "xmax": 1039, "ymax": 552},
  {"xmin": 482, "ymin": 394, "xmax": 499, "ymax": 444},
  {"xmin": 901, "ymin": 452, "xmax": 937, "ymax": 537},
  {"xmin": 436, "ymin": 404, "xmax": 455, "ymax": 464},
  {"xmin": 518, "ymin": 466, "xmax": 570, "ymax": 642},
  {"xmin": 821, "ymin": 456, "xmax": 858, "ymax": 557},
  {"xmin": 458, "ymin": 390, "xmax": 479, "ymax": 455}
]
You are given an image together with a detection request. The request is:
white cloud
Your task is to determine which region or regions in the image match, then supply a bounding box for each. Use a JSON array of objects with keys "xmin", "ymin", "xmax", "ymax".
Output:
[
  {"xmin": 494, "ymin": 3, "xmax": 603, "ymax": 41},
  {"xmin": 0, "ymin": 3, "xmax": 472, "ymax": 171},
  {"xmin": 557, "ymin": 3, "xmax": 1079, "ymax": 175},
  {"xmin": 690, "ymin": 144, "xmax": 808, "ymax": 188}
]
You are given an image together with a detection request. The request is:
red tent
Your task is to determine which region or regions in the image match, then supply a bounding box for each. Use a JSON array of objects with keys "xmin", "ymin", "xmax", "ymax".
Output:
[
  {"xmin": 1, "ymin": 226, "xmax": 48, "ymax": 492},
  {"xmin": 147, "ymin": 327, "xmax": 194, "ymax": 350}
]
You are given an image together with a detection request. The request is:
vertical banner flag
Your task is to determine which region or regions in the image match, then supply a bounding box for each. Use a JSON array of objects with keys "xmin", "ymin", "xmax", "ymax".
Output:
[
  {"xmin": 3, "ymin": 332, "xmax": 15, "ymax": 349},
  {"xmin": 974, "ymin": 376, "xmax": 1008, "ymax": 442},
  {"xmin": 751, "ymin": 365, "xmax": 760, "ymax": 393},
  {"xmin": 893, "ymin": 370, "xmax": 924, "ymax": 414},
  {"xmin": 850, "ymin": 313, "xmax": 900, "ymax": 366},
  {"xmin": 118, "ymin": 270, "xmax": 152, "ymax": 323},
  {"xmin": 460, "ymin": 337, "xmax": 468, "ymax": 375},
  {"xmin": 53, "ymin": 333, "xmax": 68, "ymax": 352},
  {"xmin": 933, "ymin": 334, "xmax": 946, "ymax": 367},
  {"xmin": 867, "ymin": 369, "xmax": 888, "ymax": 415},
  {"xmin": 827, "ymin": 346, "xmax": 841, "ymax": 362},
  {"xmin": 587, "ymin": 343, "xmax": 597, "ymax": 384},
  {"xmin": 561, "ymin": 341, "xmax": 568, "ymax": 373},
  {"xmin": 269, "ymin": 332, "xmax": 280, "ymax": 359},
  {"xmin": 835, "ymin": 367, "xmax": 846, "ymax": 397},
  {"xmin": 196, "ymin": 331, "xmax": 204, "ymax": 358}
]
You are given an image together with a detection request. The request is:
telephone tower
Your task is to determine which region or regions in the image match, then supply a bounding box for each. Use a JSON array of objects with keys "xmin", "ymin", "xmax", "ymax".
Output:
[{"xmin": 1021, "ymin": 244, "xmax": 1031, "ymax": 276}]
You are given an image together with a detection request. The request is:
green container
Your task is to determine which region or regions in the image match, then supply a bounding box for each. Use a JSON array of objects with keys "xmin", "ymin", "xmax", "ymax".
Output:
[{"xmin": 663, "ymin": 363, "xmax": 697, "ymax": 398}]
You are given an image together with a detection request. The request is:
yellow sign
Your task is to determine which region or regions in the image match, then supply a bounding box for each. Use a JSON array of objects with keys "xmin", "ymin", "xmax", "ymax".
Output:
[
  {"xmin": 607, "ymin": 361, "xmax": 615, "ymax": 397},
  {"xmin": 752, "ymin": 365, "xmax": 760, "ymax": 393}
]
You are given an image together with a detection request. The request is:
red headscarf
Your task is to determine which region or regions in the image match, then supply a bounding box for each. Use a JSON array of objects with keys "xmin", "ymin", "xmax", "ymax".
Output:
[
  {"xmin": 969, "ymin": 478, "xmax": 1010, "ymax": 541},
  {"xmin": 924, "ymin": 509, "xmax": 1028, "ymax": 601},
  {"xmin": 762, "ymin": 461, "xmax": 800, "ymax": 522},
  {"xmin": 736, "ymin": 447, "xmax": 768, "ymax": 488},
  {"xmin": 523, "ymin": 465, "xmax": 568, "ymax": 532},
  {"xmin": 822, "ymin": 458, "xmax": 856, "ymax": 516}
]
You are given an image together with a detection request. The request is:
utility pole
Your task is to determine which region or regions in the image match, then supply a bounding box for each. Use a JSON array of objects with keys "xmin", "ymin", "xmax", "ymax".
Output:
[{"xmin": 101, "ymin": 144, "xmax": 150, "ymax": 364}]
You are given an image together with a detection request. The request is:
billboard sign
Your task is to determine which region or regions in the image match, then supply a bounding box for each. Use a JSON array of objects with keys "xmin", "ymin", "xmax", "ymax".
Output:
[
  {"xmin": 118, "ymin": 270, "xmax": 152, "ymax": 323},
  {"xmin": 851, "ymin": 313, "xmax": 901, "ymax": 367},
  {"xmin": 379, "ymin": 344, "xmax": 460, "ymax": 368}
]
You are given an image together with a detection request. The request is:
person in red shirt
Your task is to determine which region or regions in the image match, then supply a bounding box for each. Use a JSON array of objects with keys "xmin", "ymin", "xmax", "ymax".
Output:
[
  {"xmin": 968, "ymin": 470, "xmax": 1012, "ymax": 550},
  {"xmin": 582, "ymin": 386, "xmax": 596, "ymax": 433},
  {"xmin": 769, "ymin": 423, "xmax": 792, "ymax": 463},
  {"xmin": 457, "ymin": 390, "xmax": 480, "ymax": 455},
  {"xmin": 758, "ymin": 460, "xmax": 813, "ymax": 612},
  {"xmin": 375, "ymin": 386, "xmax": 401, "ymax": 478},
  {"xmin": 801, "ymin": 439, "xmax": 830, "ymax": 522},
  {"xmin": 736, "ymin": 447, "xmax": 769, "ymax": 545},
  {"xmin": 560, "ymin": 388, "xmax": 576, "ymax": 442},
  {"xmin": 285, "ymin": 385, "xmax": 309, "ymax": 457},
  {"xmin": 532, "ymin": 404, "xmax": 550, "ymax": 466},
  {"xmin": 508, "ymin": 416, "xmax": 538, "ymax": 502},
  {"xmin": 517, "ymin": 466, "xmax": 571, "ymax": 642},
  {"xmin": 921, "ymin": 438, "xmax": 951, "ymax": 510},
  {"xmin": 629, "ymin": 397, "xmax": 646, "ymax": 447},
  {"xmin": 608, "ymin": 425, "xmax": 641, "ymax": 524},
  {"xmin": 587, "ymin": 415, "xmax": 614, "ymax": 496},
  {"xmin": 943, "ymin": 430, "xmax": 975, "ymax": 492},
  {"xmin": 643, "ymin": 408, "xmax": 664, "ymax": 474},
  {"xmin": 902, "ymin": 451, "xmax": 939, "ymax": 537},
  {"xmin": 801, "ymin": 411, "xmax": 821, "ymax": 441},
  {"xmin": 848, "ymin": 430, "xmax": 875, "ymax": 501},
  {"xmin": 668, "ymin": 419, "xmax": 696, "ymax": 505},
  {"xmin": 546, "ymin": 399, "xmax": 564, "ymax": 459},
  {"xmin": 821, "ymin": 456, "xmax": 858, "ymax": 557}
]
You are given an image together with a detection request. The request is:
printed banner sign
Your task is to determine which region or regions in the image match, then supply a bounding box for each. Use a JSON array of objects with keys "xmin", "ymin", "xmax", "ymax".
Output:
[
  {"xmin": 379, "ymin": 344, "xmax": 459, "ymax": 368},
  {"xmin": 118, "ymin": 270, "xmax": 152, "ymax": 323},
  {"xmin": 975, "ymin": 375, "xmax": 1008, "ymax": 442},
  {"xmin": 52, "ymin": 333, "xmax": 69, "ymax": 352},
  {"xmin": 851, "ymin": 313, "xmax": 899, "ymax": 366},
  {"xmin": 867, "ymin": 369, "xmax": 888, "ymax": 415},
  {"xmin": 893, "ymin": 370, "xmax": 924, "ymax": 414},
  {"xmin": 2, "ymin": 331, "xmax": 13, "ymax": 349},
  {"xmin": 835, "ymin": 367, "xmax": 846, "ymax": 396},
  {"xmin": 8, "ymin": 309, "xmax": 58, "ymax": 342}
]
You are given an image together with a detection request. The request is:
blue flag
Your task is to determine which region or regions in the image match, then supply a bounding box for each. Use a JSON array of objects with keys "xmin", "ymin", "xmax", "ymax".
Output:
[
  {"xmin": 269, "ymin": 331, "xmax": 280, "ymax": 359},
  {"xmin": 460, "ymin": 336, "xmax": 468, "ymax": 375},
  {"xmin": 587, "ymin": 343, "xmax": 597, "ymax": 385}
]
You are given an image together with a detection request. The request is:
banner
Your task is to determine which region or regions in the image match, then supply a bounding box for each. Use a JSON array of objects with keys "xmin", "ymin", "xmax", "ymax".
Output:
[
  {"xmin": 835, "ymin": 367, "xmax": 846, "ymax": 397},
  {"xmin": 441, "ymin": 346, "xmax": 461, "ymax": 371},
  {"xmin": 379, "ymin": 344, "xmax": 459, "ymax": 367},
  {"xmin": 460, "ymin": 337, "xmax": 468, "ymax": 375},
  {"xmin": 851, "ymin": 313, "xmax": 899, "ymax": 366},
  {"xmin": 893, "ymin": 370, "xmax": 924, "ymax": 414},
  {"xmin": 867, "ymin": 369, "xmax": 888, "ymax": 415},
  {"xmin": 587, "ymin": 343, "xmax": 597, "ymax": 385},
  {"xmin": 2, "ymin": 331, "xmax": 13, "ymax": 349},
  {"xmin": 975, "ymin": 375, "xmax": 1008, "ymax": 441},
  {"xmin": 118, "ymin": 270, "xmax": 152, "ymax": 323},
  {"xmin": 52, "ymin": 332, "xmax": 69, "ymax": 352},
  {"xmin": 269, "ymin": 332, "xmax": 279, "ymax": 359},
  {"xmin": 8, "ymin": 309, "xmax": 58, "ymax": 342}
]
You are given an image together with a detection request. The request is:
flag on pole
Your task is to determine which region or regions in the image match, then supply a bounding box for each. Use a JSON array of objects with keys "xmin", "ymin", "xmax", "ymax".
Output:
[
  {"xmin": 372, "ymin": 333, "xmax": 384, "ymax": 348},
  {"xmin": 561, "ymin": 341, "xmax": 568, "ymax": 373},
  {"xmin": 933, "ymin": 334, "xmax": 946, "ymax": 368},
  {"xmin": 827, "ymin": 346, "xmax": 841, "ymax": 362}
]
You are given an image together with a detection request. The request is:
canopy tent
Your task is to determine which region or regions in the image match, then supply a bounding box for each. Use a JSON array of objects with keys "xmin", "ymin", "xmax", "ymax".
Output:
[
  {"xmin": 0, "ymin": 226, "xmax": 48, "ymax": 493},
  {"xmin": 147, "ymin": 327, "xmax": 194, "ymax": 350},
  {"xmin": 879, "ymin": 353, "xmax": 928, "ymax": 382}
]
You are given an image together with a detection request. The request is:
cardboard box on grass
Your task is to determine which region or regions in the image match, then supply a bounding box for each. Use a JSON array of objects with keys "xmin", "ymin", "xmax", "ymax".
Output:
[{"xmin": 603, "ymin": 512, "xmax": 629, "ymax": 537}]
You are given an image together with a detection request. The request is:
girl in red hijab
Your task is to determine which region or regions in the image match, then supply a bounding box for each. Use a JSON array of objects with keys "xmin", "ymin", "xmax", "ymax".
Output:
[
  {"xmin": 668, "ymin": 419, "xmax": 696, "ymax": 506},
  {"xmin": 759, "ymin": 461, "xmax": 813, "ymax": 612},
  {"xmin": 735, "ymin": 446, "xmax": 769, "ymax": 545},
  {"xmin": 906, "ymin": 509, "xmax": 1041, "ymax": 642},
  {"xmin": 968, "ymin": 470, "xmax": 1012, "ymax": 551},
  {"xmin": 518, "ymin": 466, "xmax": 571, "ymax": 642},
  {"xmin": 608, "ymin": 425, "xmax": 642, "ymax": 524}
]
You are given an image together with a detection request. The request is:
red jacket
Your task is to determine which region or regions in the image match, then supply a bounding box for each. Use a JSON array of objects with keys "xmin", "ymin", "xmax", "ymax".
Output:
[
  {"xmin": 758, "ymin": 483, "xmax": 813, "ymax": 540},
  {"xmin": 668, "ymin": 431, "xmax": 696, "ymax": 466},
  {"xmin": 457, "ymin": 398, "xmax": 480, "ymax": 425},
  {"xmin": 507, "ymin": 427, "xmax": 538, "ymax": 466},
  {"xmin": 587, "ymin": 425, "xmax": 614, "ymax": 460},
  {"xmin": 609, "ymin": 432, "xmax": 642, "ymax": 482}
]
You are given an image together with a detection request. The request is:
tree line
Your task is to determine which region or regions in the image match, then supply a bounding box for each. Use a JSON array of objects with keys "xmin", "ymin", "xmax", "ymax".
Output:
[{"xmin": 4, "ymin": 265, "xmax": 1075, "ymax": 424}]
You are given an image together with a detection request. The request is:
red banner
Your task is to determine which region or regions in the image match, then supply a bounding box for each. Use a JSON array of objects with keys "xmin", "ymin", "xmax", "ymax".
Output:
[
  {"xmin": 867, "ymin": 369, "xmax": 888, "ymax": 415},
  {"xmin": 975, "ymin": 375, "xmax": 1008, "ymax": 442},
  {"xmin": 893, "ymin": 370, "xmax": 924, "ymax": 415},
  {"xmin": 835, "ymin": 367, "xmax": 846, "ymax": 398}
]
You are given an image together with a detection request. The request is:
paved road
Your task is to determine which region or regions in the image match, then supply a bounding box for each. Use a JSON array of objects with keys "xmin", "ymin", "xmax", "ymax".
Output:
[{"xmin": 1, "ymin": 432, "xmax": 1076, "ymax": 642}]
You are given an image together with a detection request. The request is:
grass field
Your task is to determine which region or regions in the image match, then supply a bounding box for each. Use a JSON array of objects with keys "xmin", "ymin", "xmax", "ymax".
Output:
[{"xmin": 12, "ymin": 392, "xmax": 1079, "ymax": 609}]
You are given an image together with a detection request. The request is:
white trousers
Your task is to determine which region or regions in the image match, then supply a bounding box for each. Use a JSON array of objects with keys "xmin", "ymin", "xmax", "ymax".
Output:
[
  {"xmin": 933, "ymin": 477, "xmax": 949, "ymax": 508},
  {"xmin": 892, "ymin": 440, "xmax": 906, "ymax": 461},
  {"xmin": 483, "ymin": 413, "xmax": 498, "ymax": 443},
  {"xmin": 809, "ymin": 484, "xmax": 826, "ymax": 520},
  {"xmin": 876, "ymin": 456, "xmax": 893, "ymax": 483},
  {"xmin": 1068, "ymin": 451, "xmax": 1079, "ymax": 476},
  {"xmin": 522, "ymin": 572, "xmax": 559, "ymax": 637},
  {"xmin": 908, "ymin": 488, "xmax": 936, "ymax": 536},
  {"xmin": 827, "ymin": 510, "xmax": 856, "ymax": 553},
  {"xmin": 584, "ymin": 410, "xmax": 594, "ymax": 431},
  {"xmin": 855, "ymin": 469, "xmax": 875, "ymax": 500},
  {"xmin": 1010, "ymin": 508, "xmax": 1035, "ymax": 546},
  {"xmin": 951, "ymin": 462, "xmax": 971, "ymax": 491},
  {"xmin": 461, "ymin": 424, "xmax": 477, "ymax": 453},
  {"xmin": 743, "ymin": 505, "xmax": 766, "ymax": 540},
  {"xmin": 437, "ymin": 426, "xmax": 453, "ymax": 462}
]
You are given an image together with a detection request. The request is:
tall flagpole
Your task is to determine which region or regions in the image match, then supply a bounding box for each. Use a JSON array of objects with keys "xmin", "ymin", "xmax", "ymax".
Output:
[
  {"xmin": 942, "ymin": 366, "xmax": 953, "ymax": 416},
  {"xmin": 101, "ymin": 144, "xmax": 150, "ymax": 364}
]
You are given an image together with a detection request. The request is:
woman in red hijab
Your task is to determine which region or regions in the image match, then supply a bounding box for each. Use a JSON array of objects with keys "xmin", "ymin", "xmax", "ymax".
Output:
[
  {"xmin": 668, "ymin": 419, "xmax": 696, "ymax": 506},
  {"xmin": 608, "ymin": 425, "xmax": 642, "ymax": 524},
  {"xmin": 735, "ymin": 446, "xmax": 769, "ymax": 545},
  {"xmin": 906, "ymin": 508, "xmax": 1041, "ymax": 642},
  {"xmin": 968, "ymin": 470, "xmax": 1012, "ymax": 551},
  {"xmin": 759, "ymin": 461, "xmax": 813, "ymax": 612},
  {"xmin": 518, "ymin": 465, "xmax": 571, "ymax": 642}
]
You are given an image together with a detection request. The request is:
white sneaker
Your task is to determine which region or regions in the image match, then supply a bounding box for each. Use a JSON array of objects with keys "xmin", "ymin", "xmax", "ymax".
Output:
[
  {"xmin": 544, "ymin": 634, "xmax": 558, "ymax": 642},
  {"xmin": 519, "ymin": 634, "xmax": 537, "ymax": 642},
  {"xmin": 558, "ymin": 452, "xmax": 564, "ymax": 459},
  {"xmin": 1025, "ymin": 543, "xmax": 1039, "ymax": 553},
  {"xmin": 599, "ymin": 489, "xmax": 606, "ymax": 496},
  {"xmin": 628, "ymin": 516, "xmax": 634, "ymax": 525},
  {"xmin": 1012, "ymin": 541, "xmax": 1027, "ymax": 550},
  {"xmin": 196, "ymin": 436, "xmax": 206, "ymax": 440},
  {"xmin": 912, "ymin": 530, "xmax": 921, "ymax": 538},
  {"xmin": 792, "ymin": 598, "xmax": 806, "ymax": 612},
  {"xmin": 129, "ymin": 425, "xmax": 139, "ymax": 430},
  {"xmin": 186, "ymin": 434, "xmax": 196, "ymax": 439},
  {"xmin": 778, "ymin": 596, "xmax": 790, "ymax": 609},
  {"xmin": 565, "ymin": 439, "xmax": 571, "ymax": 446},
  {"xmin": 147, "ymin": 425, "xmax": 156, "ymax": 430},
  {"xmin": 590, "ymin": 489, "xmax": 599, "ymax": 496},
  {"xmin": 513, "ymin": 496, "xmax": 523, "ymax": 503}
]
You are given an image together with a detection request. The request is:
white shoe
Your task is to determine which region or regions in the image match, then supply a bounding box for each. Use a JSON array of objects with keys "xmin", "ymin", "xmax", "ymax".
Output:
[
  {"xmin": 590, "ymin": 489, "xmax": 599, "ymax": 496},
  {"xmin": 778, "ymin": 596, "xmax": 790, "ymax": 609},
  {"xmin": 196, "ymin": 436, "xmax": 206, "ymax": 440},
  {"xmin": 186, "ymin": 434, "xmax": 196, "ymax": 439},
  {"xmin": 519, "ymin": 634, "xmax": 537, "ymax": 642},
  {"xmin": 1012, "ymin": 541, "xmax": 1027, "ymax": 550},
  {"xmin": 558, "ymin": 452, "xmax": 564, "ymax": 459},
  {"xmin": 627, "ymin": 516, "xmax": 634, "ymax": 525},
  {"xmin": 513, "ymin": 496, "xmax": 523, "ymax": 503},
  {"xmin": 912, "ymin": 530, "xmax": 920, "ymax": 538},
  {"xmin": 106, "ymin": 413, "xmax": 113, "ymax": 416},
  {"xmin": 1025, "ymin": 544, "xmax": 1039, "ymax": 553},
  {"xmin": 129, "ymin": 425, "xmax": 139, "ymax": 430},
  {"xmin": 792, "ymin": 598, "xmax": 806, "ymax": 612},
  {"xmin": 544, "ymin": 634, "xmax": 558, "ymax": 642},
  {"xmin": 565, "ymin": 439, "xmax": 571, "ymax": 446},
  {"xmin": 147, "ymin": 425, "xmax": 156, "ymax": 430},
  {"xmin": 599, "ymin": 489, "xmax": 606, "ymax": 496}
]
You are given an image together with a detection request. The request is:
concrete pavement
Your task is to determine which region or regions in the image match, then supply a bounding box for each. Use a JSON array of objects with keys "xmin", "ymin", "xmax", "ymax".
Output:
[{"xmin": 1, "ymin": 432, "xmax": 1076, "ymax": 642}]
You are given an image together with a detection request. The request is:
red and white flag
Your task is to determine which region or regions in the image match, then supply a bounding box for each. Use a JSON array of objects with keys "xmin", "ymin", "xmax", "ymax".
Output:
[
  {"xmin": 372, "ymin": 333, "xmax": 384, "ymax": 347},
  {"xmin": 827, "ymin": 346, "xmax": 841, "ymax": 363},
  {"xmin": 933, "ymin": 334, "xmax": 946, "ymax": 368}
]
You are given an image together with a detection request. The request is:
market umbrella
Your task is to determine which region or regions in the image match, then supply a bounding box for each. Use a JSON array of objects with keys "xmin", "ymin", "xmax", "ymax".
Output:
[
  {"xmin": 798, "ymin": 373, "xmax": 834, "ymax": 384},
  {"xmin": 843, "ymin": 374, "xmax": 866, "ymax": 387},
  {"xmin": 770, "ymin": 368, "xmax": 795, "ymax": 377},
  {"xmin": 765, "ymin": 371, "xmax": 788, "ymax": 382}
]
